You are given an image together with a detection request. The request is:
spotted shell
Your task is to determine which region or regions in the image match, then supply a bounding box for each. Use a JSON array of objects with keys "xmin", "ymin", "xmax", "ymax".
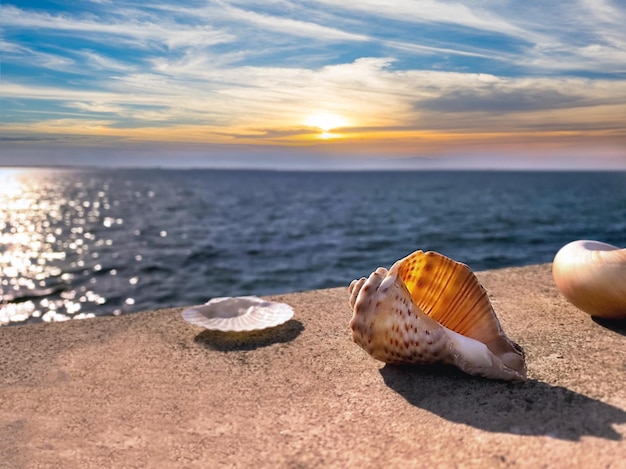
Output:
[
  {"xmin": 182, "ymin": 296, "xmax": 294, "ymax": 332},
  {"xmin": 349, "ymin": 250, "xmax": 526, "ymax": 381}
]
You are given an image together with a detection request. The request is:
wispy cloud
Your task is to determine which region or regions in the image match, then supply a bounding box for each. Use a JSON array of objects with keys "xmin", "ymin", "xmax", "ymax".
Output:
[
  {"xmin": 0, "ymin": 5, "xmax": 234, "ymax": 49},
  {"xmin": 77, "ymin": 50, "xmax": 137, "ymax": 72},
  {"xmin": 0, "ymin": 39, "xmax": 75, "ymax": 71},
  {"xmin": 213, "ymin": 2, "xmax": 370, "ymax": 42},
  {"xmin": 66, "ymin": 101, "xmax": 127, "ymax": 114},
  {"xmin": 313, "ymin": 0, "xmax": 527, "ymax": 38}
]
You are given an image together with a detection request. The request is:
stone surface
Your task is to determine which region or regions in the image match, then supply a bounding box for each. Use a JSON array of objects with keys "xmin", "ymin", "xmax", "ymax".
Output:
[{"xmin": 1, "ymin": 263, "xmax": 625, "ymax": 468}]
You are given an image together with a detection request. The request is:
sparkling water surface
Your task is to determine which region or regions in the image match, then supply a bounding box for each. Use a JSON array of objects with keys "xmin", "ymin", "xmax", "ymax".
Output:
[{"xmin": 1, "ymin": 168, "xmax": 625, "ymax": 326}]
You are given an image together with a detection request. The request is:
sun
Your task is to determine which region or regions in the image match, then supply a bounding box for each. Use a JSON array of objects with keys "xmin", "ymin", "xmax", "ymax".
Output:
[{"xmin": 305, "ymin": 112, "xmax": 348, "ymax": 138}]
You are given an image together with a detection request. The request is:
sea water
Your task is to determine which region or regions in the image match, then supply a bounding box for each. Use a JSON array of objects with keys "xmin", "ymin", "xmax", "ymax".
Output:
[{"xmin": 1, "ymin": 168, "xmax": 625, "ymax": 325}]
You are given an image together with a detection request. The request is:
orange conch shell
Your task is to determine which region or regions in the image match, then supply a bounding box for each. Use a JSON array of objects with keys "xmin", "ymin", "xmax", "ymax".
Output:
[{"xmin": 349, "ymin": 250, "xmax": 526, "ymax": 381}]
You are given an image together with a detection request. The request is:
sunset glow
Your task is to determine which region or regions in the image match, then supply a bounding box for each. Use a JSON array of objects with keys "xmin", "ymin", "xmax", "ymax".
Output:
[
  {"xmin": 0, "ymin": 1, "xmax": 625, "ymax": 169},
  {"xmin": 306, "ymin": 113, "xmax": 348, "ymax": 131}
]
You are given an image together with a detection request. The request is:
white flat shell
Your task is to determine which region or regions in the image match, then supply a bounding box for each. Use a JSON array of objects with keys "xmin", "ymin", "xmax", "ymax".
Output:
[{"xmin": 182, "ymin": 296, "xmax": 294, "ymax": 332}]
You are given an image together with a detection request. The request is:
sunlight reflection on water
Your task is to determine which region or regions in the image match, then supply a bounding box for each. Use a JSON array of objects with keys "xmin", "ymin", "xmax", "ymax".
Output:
[{"xmin": 0, "ymin": 169, "xmax": 115, "ymax": 324}]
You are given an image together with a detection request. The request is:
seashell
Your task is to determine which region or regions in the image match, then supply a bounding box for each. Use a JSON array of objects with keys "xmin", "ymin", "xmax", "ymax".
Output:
[
  {"xmin": 182, "ymin": 296, "xmax": 294, "ymax": 331},
  {"xmin": 349, "ymin": 250, "xmax": 526, "ymax": 381},
  {"xmin": 552, "ymin": 240, "xmax": 626, "ymax": 319}
]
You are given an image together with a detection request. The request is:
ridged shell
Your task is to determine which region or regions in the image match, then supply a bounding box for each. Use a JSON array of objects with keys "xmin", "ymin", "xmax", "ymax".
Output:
[
  {"xmin": 182, "ymin": 296, "xmax": 294, "ymax": 332},
  {"xmin": 349, "ymin": 250, "xmax": 526, "ymax": 381},
  {"xmin": 553, "ymin": 240, "xmax": 626, "ymax": 319}
]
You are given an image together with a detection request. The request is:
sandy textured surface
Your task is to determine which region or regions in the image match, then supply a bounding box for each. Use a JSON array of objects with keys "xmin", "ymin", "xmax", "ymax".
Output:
[{"xmin": 1, "ymin": 263, "xmax": 625, "ymax": 468}]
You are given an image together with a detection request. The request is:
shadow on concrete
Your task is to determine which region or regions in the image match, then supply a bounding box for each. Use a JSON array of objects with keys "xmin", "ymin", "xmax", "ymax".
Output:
[
  {"xmin": 193, "ymin": 319, "xmax": 304, "ymax": 351},
  {"xmin": 591, "ymin": 316, "xmax": 626, "ymax": 336},
  {"xmin": 380, "ymin": 364, "xmax": 626, "ymax": 441}
]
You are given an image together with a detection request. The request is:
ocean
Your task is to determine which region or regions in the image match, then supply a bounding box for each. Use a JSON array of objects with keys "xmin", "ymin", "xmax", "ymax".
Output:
[{"xmin": 1, "ymin": 168, "xmax": 625, "ymax": 326}]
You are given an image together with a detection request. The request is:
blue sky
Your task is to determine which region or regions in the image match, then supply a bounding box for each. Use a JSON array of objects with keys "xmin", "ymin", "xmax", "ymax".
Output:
[{"xmin": 1, "ymin": 0, "xmax": 625, "ymax": 169}]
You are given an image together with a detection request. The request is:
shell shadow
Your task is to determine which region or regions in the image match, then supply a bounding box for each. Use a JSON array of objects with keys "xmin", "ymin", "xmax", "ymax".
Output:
[
  {"xmin": 380, "ymin": 364, "xmax": 626, "ymax": 441},
  {"xmin": 193, "ymin": 319, "xmax": 304, "ymax": 351},
  {"xmin": 591, "ymin": 316, "xmax": 626, "ymax": 336}
]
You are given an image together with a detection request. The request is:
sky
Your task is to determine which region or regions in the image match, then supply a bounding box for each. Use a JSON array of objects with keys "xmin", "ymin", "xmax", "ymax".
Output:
[{"xmin": 1, "ymin": 0, "xmax": 625, "ymax": 170}]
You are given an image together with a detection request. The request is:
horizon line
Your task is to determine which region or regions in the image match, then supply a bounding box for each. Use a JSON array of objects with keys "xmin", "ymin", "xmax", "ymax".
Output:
[{"xmin": 2, "ymin": 164, "xmax": 625, "ymax": 173}]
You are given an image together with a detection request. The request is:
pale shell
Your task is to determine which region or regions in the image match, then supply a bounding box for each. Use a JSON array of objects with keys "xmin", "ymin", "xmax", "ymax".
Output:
[
  {"xmin": 182, "ymin": 296, "xmax": 294, "ymax": 332},
  {"xmin": 552, "ymin": 240, "xmax": 626, "ymax": 319},
  {"xmin": 349, "ymin": 250, "xmax": 526, "ymax": 381}
]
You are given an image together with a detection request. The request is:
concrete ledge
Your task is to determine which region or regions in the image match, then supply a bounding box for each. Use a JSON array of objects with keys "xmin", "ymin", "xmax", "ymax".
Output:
[{"xmin": 1, "ymin": 264, "xmax": 625, "ymax": 468}]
